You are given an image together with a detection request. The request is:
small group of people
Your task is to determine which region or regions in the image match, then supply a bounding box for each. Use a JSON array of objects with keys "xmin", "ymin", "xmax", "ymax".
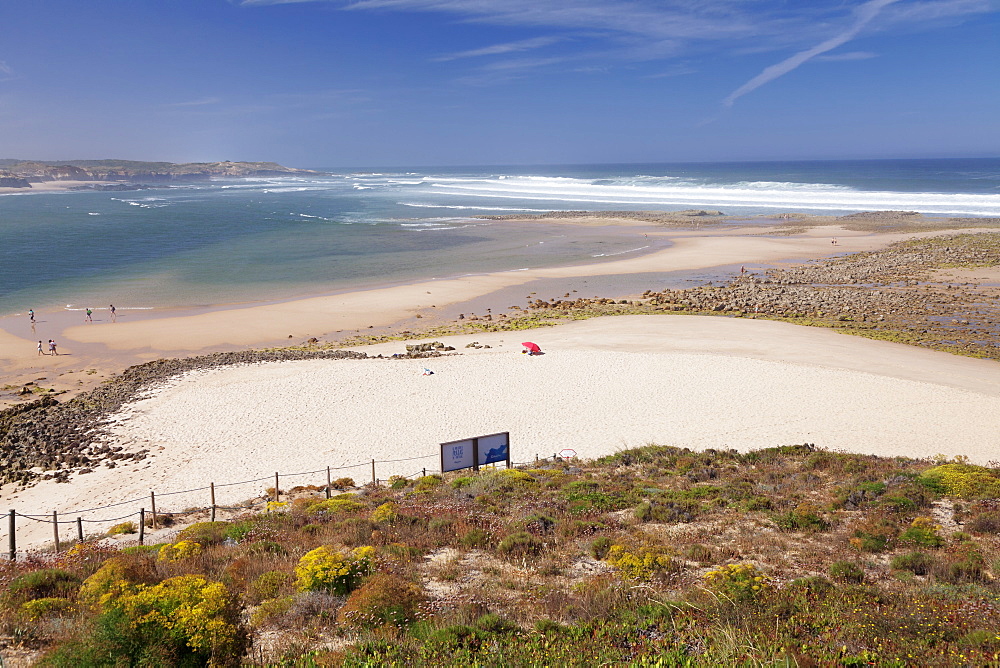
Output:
[
  {"xmin": 37, "ymin": 339, "xmax": 58, "ymax": 355},
  {"xmin": 84, "ymin": 305, "xmax": 116, "ymax": 323}
]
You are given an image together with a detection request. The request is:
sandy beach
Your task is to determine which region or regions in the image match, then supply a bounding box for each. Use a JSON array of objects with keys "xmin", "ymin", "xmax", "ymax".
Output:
[
  {"xmin": 0, "ymin": 221, "xmax": 951, "ymax": 406},
  {"xmin": 3, "ymin": 314, "xmax": 1000, "ymax": 550}
]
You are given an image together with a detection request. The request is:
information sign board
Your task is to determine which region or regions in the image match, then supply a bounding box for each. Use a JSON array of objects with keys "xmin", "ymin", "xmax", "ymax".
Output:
[{"xmin": 440, "ymin": 431, "xmax": 511, "ymax": 473}]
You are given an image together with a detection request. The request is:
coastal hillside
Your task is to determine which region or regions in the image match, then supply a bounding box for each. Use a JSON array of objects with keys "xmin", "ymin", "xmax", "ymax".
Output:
[
  {"xmin": 0, "ymin": 159, "xmax": 319, "ymax": 186},
  {"xmin": 1, "ymin": 445, "xmax": 998, "ymax": 665}
]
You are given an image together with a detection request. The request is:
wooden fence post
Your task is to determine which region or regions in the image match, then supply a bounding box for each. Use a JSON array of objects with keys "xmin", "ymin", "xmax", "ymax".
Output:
[
  {"xmin": 326, "ymin": 467, "xmax": 332, "ymax": 499},
  {"xmin": 138, "ymin": 509, "xmax": 145, "ymax": 546},
  {"xmin": 422, "ymin": 468, "xmax": 426, "ymax": 477},
  {"xmin": 52, "ymin": 511, "xmax": 60, "ymax": 553},
  {"xmin": 274, "ymin": 472, "xmax": 280, "ymax": 503},
  {"xmin": 371, "ymin": 460, "xmax": 376, "ymax": 486},
  {"xmin": 77, "ymin": 517, "xmax": 83, "ymax": 542},
  {"xmin": 8, "ymin": 510, "xmax": 14, "ymax": 561},
  {"xmin": 210, "ymin": 482, "xmax": 216, "ymax": 522},
  {"xmin": 150, "ymin": 491, "xmax": 158, "ymax": 530}
]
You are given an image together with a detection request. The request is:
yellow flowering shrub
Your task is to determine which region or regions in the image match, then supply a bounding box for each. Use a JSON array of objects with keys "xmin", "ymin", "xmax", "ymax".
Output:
[
  {"xmin": 79, "ymin": 557, "xmax": 155, "ymax": 606},
  {"xmin": 267, "ymin": 500, "xmax": 289, "ymax": 512},
  {"xmin": 305, "ymin": 497, "xmax": 364, "ymax": 514},
  {"xmin": 157, "ymin": 540, "xmax": 203, "ymax": 562},
  {"xmin": 900, "ymin": 516, "xmax": 944, "ymax": 547},
  {"xmin": 371, "ymin": 502, "xmax": 399, "ymax": 523},
  {"xmin": 104, "ymin": 575, "xmax": 241, "ymax": 658},
  {"xmin": 20, "ymin": 597, "xmax": 75, "ymax": 621},
  {"xmin": 605, "ymin": 544, "xmax": 680, "ymax": 580},
  {"xmin": 106, "ymin": 521, "xmax": 138, "ymax": 536},
  {"xmin": 920, "ymin": 463, "xmax": 1000, "ymax": 499},
  {"xmin": 704, "ymin": 563, "xmax": 773, "ymax": 602},
  {"xmin": 294, "ymin": 545, "xmax": 375, "ymax": 594}
]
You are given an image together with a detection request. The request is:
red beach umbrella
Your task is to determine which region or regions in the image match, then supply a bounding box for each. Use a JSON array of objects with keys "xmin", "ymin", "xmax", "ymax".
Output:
[{"xmin": 521, "ymin": 341, "xmax": 541, "ymax": 353}]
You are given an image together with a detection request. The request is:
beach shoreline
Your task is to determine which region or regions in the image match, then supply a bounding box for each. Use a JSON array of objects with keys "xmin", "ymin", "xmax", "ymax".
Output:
[{"xmin": 0, "ymin": 215, "xmax": 992, "ymax": 408}]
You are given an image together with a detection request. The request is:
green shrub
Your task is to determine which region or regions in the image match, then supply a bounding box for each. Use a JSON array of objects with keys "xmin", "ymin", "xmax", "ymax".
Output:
[
  {"xmin": 389, "ymin": 476, "xmax": 410, "ymax": 490},
  {"xmin": 451, "ymin": 476, "xmax": 474, "ymax": 489},
  {"xmin": 703, "ymin": 563, "xmax": 772, "ymax": 602},
  {"xmin": 294, "ymin": 545, "xmax": 375, "ymax": 594},
  {"xmin": 249, "ymin": 595, "xmax": 295, "ymax": 628},
  {"xmin": 890, "ymin": 551, "xmax": 936, "ymax": 575},
  {"xmin": 590, "ymin": 536, "xmax": 612, "ymax": 560},
  {"xmin": 223, "ymin": 520, "xmax": 256, "ymax": 543},
  {"xmin": 6, "ymin": 569, "xmax": 81, "ymax": 605},
  {"xmin": 937, "ymin": 544, "xmax": 986, "ymax": 582},
  {"xmin": 773, "ymin": 503, "xmax": 829, "ymax": 533},
  {"xmin": 250, "ymin": 571, "xmax": 294, "ymax": 603},
  {"xmin": 460, "ymin": 528, "xmax": 490, "ymax": 548},
  {"xmin": 899, "ymin": 517, "xmax": 944, "ymax": 547},
  {"xmin": 414, "ymin": 475, "xmax": 444, "ymax": 492},
  {"xmin": 829, "ymin": 561, "xmax": 865, "ymax": 584},
  {"xmin": 337, "ymin": 573, "xmax": 426, "ymax": 627},
  {"xmin": 683, "ymin": 543, "xmax": 713, "ymax": 564},
  {"xmin": 850, "ymin": 516, "xmax": 898, "ymax": 553},
  {"xmin": 120, "ymin": 543, "xmax": 165, "ymax": 556},
  {"xmin": 498, "ymin": 531, "xmax": 542, "ymax": 556},
  {"xmin": 177, "ymin": 521, "xmax": 230, "ymax": 545}
]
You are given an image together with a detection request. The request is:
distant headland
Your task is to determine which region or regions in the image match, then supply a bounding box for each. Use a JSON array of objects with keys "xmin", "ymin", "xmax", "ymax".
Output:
[{"xmin": 0, "ymin": 159, "xmax": 319, "ymax": 189}]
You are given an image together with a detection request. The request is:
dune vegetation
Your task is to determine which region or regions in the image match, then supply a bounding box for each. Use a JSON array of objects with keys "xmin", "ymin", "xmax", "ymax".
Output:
[{"xmin": 2, "ymin": 444, "xmax": 999, "ymax": 666}]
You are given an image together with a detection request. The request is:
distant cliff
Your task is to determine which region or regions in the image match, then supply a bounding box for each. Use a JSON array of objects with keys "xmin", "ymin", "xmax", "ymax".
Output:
[{"xmin": 0, "ymin": 159, "xmax": 321, "ymax": 188}]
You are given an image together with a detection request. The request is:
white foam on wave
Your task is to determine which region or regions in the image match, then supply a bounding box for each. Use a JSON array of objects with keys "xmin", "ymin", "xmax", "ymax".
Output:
[
  {"xmin": 592, "ymin": 244, "xmax": 651, "ymax": 258},
  {"xmin": 399, "ymin": 202, "xmax": 554, "ymax": 212},
  {"xmin": 417, "ymin": 175, "xmax": 1000, "ymax": 217}
]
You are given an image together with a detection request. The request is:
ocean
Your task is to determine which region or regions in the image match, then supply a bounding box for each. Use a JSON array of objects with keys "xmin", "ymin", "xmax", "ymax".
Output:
[{"xmin": 1, "ymin": 158, "xmax": 998, "ymax": 317}]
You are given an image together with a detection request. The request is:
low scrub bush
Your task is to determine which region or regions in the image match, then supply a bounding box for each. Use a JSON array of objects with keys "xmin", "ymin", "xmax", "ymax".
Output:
[
  {"xmin": 5, "ymin": 569, "xmax": 81, "ymax": 605},
  {"xmin": 177, "ymin": 521, "xmax": 230, "ymax": 545},
  {"xmin": 249, "ymin": 571, "xmax": 294, "ymax": 603},
  {"xmin": 899, "ymin": 517, "xmax": 944, "ymax": 548},
  {"xmin": 703, "ymin": 563, "xmax": 772, "ymax": 603},
  {"xmin": 850, "ymin": 515, "xmax": 899, "ymax": 553},
  {"xmin": 829, "ymin": 561, "xmax": 865, "ymax": 584},
  {"xmin": 497, "ymin": 531, "xmax": 543, "ymax": 556},
  {"xmin": 773, "ymin": 503, "xmax": 829, "ymax": 533},
  {"xmin": 337, "ymin": 573, "xmax": 426, "ymax": 627},
  {"xmin": 891, "ymin": 551, "xmax": 936, "ymax": 575},
  {"xmin": 294, "ymin": 545, "xmax": 375, "ymax": 594},
  {"xmin": 966, "ymin": 510, "xmax": 1000, "ymax": 534}
]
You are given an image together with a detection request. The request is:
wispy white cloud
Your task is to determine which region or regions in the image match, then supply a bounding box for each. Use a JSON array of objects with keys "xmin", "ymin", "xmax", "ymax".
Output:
[
  {"xmin": 816, "ymin": 51, "xmax": 878, "ymax": 61},
  {"xmin": 240, "ymin": 0, "xmax": 997, "ymax": 99},
  {"xmin": 0, "ymin": 61, "xmax": 11, "ymax": 75},
  {"xmin": 432, "ymin": 36, "xmax": 562, "ymax": 62},
  {"xmin": 722, "ymin": 0, "xmax": 901, "ymax": 107},
  {"xmin": 166, "ymin": 97, "xmax": 223, "ymax": 107}
]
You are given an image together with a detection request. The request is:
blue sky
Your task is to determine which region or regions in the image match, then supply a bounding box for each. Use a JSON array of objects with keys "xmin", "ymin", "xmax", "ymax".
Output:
[{"xmin": 1, "ymin": 0, "xmax": 997, "ymax": 167}]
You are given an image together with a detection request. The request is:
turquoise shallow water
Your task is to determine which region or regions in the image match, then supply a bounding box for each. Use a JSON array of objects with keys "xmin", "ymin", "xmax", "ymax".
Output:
[{"xmin": 1, "ymin": 158, "xmax": 997, "ymax": 317}]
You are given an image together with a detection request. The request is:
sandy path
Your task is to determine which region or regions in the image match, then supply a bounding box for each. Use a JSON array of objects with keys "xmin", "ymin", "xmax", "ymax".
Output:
[{"xmin": 3, "ymin": 315, "xmax": 998, "ymax": 550}]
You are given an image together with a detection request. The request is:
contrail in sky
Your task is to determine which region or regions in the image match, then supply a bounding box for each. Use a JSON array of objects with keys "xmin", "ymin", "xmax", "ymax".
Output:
[{"xmin": 723, "ymin": 0, "xmax": 901, "ymax": 107}]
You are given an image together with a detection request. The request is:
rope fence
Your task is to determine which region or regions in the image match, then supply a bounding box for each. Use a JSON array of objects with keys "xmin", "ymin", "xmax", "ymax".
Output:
[{"xmin": 2, "ymin": 449, "xmax": 563, "ymax": 561}]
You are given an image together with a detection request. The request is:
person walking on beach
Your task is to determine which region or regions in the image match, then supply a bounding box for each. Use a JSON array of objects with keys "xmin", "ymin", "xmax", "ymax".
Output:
[
  {"xmin": 48, "ymin": 339, "xmax": 58, "ymax": 355},
  {"xmin": 109, "ymin": 304, "xmax": 116, "ymax": 322},
  {"xmin": 37, "ymin": 340, "xmax": 43, "ymax": 356},
  {"xmin": 85, "ymin": 308, "xmax": 93, "ymax": 322},
  {"xmin": 28, "ymin": 309, "xmax": 34, "ymax": 323}
]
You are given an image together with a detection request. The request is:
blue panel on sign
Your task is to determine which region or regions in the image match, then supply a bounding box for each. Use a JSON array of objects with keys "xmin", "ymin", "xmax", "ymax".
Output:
[{"xmin": 478, "ymin": 433, "xmax": 509, "ymax": 466}]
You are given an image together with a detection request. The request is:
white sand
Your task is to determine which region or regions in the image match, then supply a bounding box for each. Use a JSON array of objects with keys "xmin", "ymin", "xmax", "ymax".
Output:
[{"xmin": 3, "ymin": 315, "xmax": 999, "ymax": 551}]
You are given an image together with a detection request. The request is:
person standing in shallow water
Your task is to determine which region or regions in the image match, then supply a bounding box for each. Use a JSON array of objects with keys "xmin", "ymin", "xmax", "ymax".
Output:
[
  {"xmin": 85, "ymin": 308, "xmax": 93, "ymax": 322},
  {"xmin": 28, "ymin": 309, "xmax": 34, "ymax": 323}
]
